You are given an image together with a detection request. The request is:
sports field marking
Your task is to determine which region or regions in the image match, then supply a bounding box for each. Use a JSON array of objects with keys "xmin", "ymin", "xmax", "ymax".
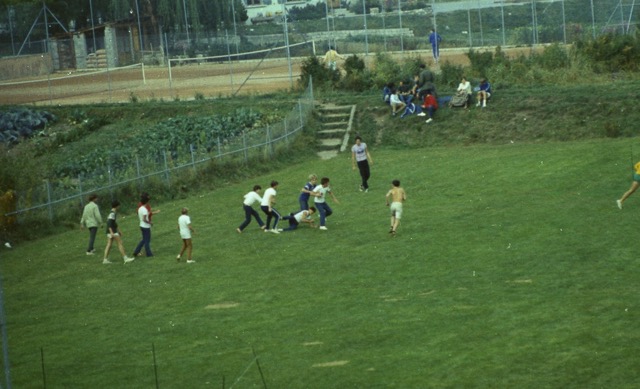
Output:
[
  {"xmin": 302, "ymin": 341, "xmax": 324, "ymax": 346},
  {"xmin": 312, "ymin": 360, "xmax": 350, "ymax": 368},
  {"xmin": 205, "ymin": 302, "xmax": 239, "ymax": 309}
]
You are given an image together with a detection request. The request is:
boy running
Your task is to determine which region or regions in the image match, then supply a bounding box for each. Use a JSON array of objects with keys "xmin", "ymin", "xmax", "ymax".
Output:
[
  {"xmin": 312, "ymin": 177, "xmax": 340, "ymax": 231},
  {"xmin": 385, "ymin": 180, "xmax": 407, "ymax": 236}
]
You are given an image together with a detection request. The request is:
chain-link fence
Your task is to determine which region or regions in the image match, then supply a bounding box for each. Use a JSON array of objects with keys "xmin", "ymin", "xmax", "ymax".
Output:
[
  {"xmin": 1, "ymin": 1, "xmax": 636, "ymax": 77},
  {"xmin": 5, "ymin": 79, "xmax": 315, "ymax": 224}
]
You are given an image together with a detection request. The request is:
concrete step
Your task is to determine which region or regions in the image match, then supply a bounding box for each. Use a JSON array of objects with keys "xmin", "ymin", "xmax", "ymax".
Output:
[
  {"xmin": 318, "ymin": 129, "xmax": 345, "ymax": 137},
  {"xmin": 318, "ymin": 139, "xmax": 343, "ymax": 148}
]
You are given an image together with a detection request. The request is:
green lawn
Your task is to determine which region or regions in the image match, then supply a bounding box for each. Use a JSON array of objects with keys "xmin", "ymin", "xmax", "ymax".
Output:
[{"xmin": 2, "ymin": 137, "xmax": 639, "ymax": 388}]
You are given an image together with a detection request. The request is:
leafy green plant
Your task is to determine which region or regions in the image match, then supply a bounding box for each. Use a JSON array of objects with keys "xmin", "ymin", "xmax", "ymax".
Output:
[{"xmin": 298, "ymin": 55, "xmax": 340, "ymax": 90}]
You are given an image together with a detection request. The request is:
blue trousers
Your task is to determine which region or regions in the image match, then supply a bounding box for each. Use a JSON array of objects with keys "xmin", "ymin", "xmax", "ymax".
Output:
[
  {"xmin": 133, "ymin": 227, "xmax": 153, "ymax": 256},
  {"xmin": 315, "ymin": 202, "xmax": 333, "ymax": 226},
  {"xmin": 238, "ymin": 205, "xmax": 264, "ymax": 231}
]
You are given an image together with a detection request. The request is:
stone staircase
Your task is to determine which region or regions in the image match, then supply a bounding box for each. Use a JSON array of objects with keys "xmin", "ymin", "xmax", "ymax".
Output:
[{"xmin": 315, "ymin": 103, "xmax": 356, "ymax": 160}]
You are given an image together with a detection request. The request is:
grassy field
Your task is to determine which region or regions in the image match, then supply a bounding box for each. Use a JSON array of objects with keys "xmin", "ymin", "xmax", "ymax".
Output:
[{"xmin": 1, "ymin": 135, "xmax": 639, "ymax": 388}]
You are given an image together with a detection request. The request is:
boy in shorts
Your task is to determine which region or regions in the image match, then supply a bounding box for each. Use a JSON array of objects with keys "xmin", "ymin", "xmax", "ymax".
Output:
[
  {"xmin": 103, "ymin": 200, "xmax": 135, "ymax": 264},
  {"xmin": 385, "ymin": 180, "xmax": 407, "ymax": 236}
]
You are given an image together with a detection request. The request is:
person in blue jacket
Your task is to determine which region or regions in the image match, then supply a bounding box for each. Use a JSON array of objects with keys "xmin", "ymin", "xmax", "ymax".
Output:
[{"xmin": 429, "ymin": 29, "xmax": 442, "ymax": 63}]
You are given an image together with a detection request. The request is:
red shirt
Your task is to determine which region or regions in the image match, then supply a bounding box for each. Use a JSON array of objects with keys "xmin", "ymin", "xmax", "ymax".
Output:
[{"xmin": 422, "ymin": 94, "xmax": 438, "ymax": 109}]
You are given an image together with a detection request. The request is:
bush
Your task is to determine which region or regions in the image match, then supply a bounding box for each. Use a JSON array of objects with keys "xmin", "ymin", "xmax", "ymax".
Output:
[
  {"xmin": 575, "ymin": 33, "xmax": 640, "ymax": 73},
  {"xmin": 298, "ymin": 56, "xmax": 340, "ymax": 90},
  {"xmin": 371, "ymin": 52, "xmax": 402, "ymax": 88}
]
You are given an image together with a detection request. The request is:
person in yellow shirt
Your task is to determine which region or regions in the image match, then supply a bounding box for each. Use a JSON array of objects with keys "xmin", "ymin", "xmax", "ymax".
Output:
[
  {"xmin": 617, "ymin": 161, "xmax": 640, "ymax": 209},
  {"xmin": 324, "ymin": 47, "xmax": 344, "ymax": 71}
]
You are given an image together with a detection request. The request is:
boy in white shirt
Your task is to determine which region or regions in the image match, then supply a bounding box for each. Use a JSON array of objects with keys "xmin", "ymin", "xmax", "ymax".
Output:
[
  {"xmin": 312, "ymin": 177, "xmax": 340, "ymax": 231},
  {"xmin": 237, "ymin": 185, "xmax": 266, "ymax": 233},
  {"xmin": 260, "ymin": 181, "xmax": 282, "ymax": 233},
  {"xmin": 177, "ymin": 207, "xmax": 195, "ymax": 263}
]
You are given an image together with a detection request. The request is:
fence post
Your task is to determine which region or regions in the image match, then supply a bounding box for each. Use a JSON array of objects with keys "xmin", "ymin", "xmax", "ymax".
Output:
[
  {"xmin": 45, "ymin": 180, "xmax": 53, "ymax": 222},
  {"xmin": 136, "ymin": 156, "xmax": 142, "ymax": 192},
  {"xmin": 298, "ymin": 100, "xmax": 303, "ymax": 129},
  {"xmin": 78, "ymin": 175, "xmax": 84, "ymax": 208},
  {"xmin": 163, "ymin": 151, "xmax": 170, "ymax": 185},
  {"xmin": 190, "ymin": 144, "xmax": 196, "ymax": 173},
  {"xmin": 284, "ymin": 118, "xmax": 289, "ymax": 144},
  {"xmin": 108, "ymin": 164, "xmax": 114, "ymax": 199},
  {"xmin": 266, "ymin": 124, "xmax": 273, "ymax": 157},
  {"xmin": 242, "ymin": 131, "xmax": 248, "ymax": 163}
]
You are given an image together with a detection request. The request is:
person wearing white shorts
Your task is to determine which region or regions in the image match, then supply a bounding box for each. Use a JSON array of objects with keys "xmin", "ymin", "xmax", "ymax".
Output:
[{"xmin": 385, "ymin": 179, "xmax": 407, "ymax": 236}]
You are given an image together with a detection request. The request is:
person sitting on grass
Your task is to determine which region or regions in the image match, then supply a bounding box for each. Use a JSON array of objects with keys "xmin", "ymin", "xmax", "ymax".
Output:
[
  {"xmin": 456, "ymin": 76, "xmax": 472, "ymax": 108},
  {"xmin": 421, "ymin": 92, "xmax": 439, "ymax": 123},
  {"xmin": 390, "ymin": 89, "xmax": 406, "ymax": 116},
  {"xmin": 382, "ymin": 82, "xmax": 393, "ymax": 104},
  {"xmin": 476, "ymin": 78, "xmax": 492, "ymax": 108}
]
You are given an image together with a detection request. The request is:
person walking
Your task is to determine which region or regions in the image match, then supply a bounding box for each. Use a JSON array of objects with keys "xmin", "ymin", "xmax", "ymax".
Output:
[
  {"xmin": 80, "ymin": 193, "xmax": 102, "ymax": 256},
  {"xmin": 103, "ymin": 200, "xmax": 135, "ymax": 264},
  {"xmin": 237, "ymin": 185, "xmax": 266, "ymax": 233},
  {"xmin": 260, "ymin": 181, "xmax": 282, "ymax": 233},
  {"xmin": 177, "ymin": 207, "xmax": 195, "ymax": 263},
  {"xmin": 313, "ymin": 177, "xmax": 340, "ymax": 231},
  {"xmin": 385, "ymin": 179, "xmax": 407, "ymax": 236},
  {"xmin": 429, "ymin": 28, "xmax": 442, "ymax": 63},
  {"xmin": 352, "ymin": 136, "xmax": 374, "ymax": 192},
  {"xmin": 133, "ymin": 193, "xmax": 159, "ymax": 257}
]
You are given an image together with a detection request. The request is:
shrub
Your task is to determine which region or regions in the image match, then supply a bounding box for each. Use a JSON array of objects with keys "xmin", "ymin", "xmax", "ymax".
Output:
[
  {"xmin": 466, "ymin": 49, "xmax": 495, "ymax": 77},
  {"xmin": 439, "ymin": 61, "xmax": 465, "ymax": 88},
  {"xmin": 371, "ymin": 52, "xmax": 402, "ymax": 88},
  {"xmin": 298, "ymin": 56, "xmax": 340, "ymax": 90},
  {"xmin": 536, "ymin": 43, "xmax": 570, "ymax": 70}
]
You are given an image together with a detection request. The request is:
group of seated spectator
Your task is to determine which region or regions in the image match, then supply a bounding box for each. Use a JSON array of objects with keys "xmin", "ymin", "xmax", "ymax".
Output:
[{"xmin": 383, "ymin": 65, "xmax": 492, "ymax": 123}]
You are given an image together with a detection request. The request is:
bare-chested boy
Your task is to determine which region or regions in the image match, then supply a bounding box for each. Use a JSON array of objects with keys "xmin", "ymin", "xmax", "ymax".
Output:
[{"xmin": 385, "ymin": 179, "xmax": 407, "ymax": 236}]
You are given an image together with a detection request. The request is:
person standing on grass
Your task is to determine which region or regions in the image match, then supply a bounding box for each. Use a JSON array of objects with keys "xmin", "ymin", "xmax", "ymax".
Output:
[
  {"xmin": 429, "ymin": 28, "xmax": 442, "ymax": 63},
  {"xmin": 282, "ymin": 207, "xmax": 316, "ymax": 231},
  {"xmin": 177, "ymin": 207, "xmax": 195, "ymax": 263},
  {"xmin": 237, "ymin": 185, "xmax": 266, "ymax": 233},
  {"xmin": 299, "ymin": 174, "xmax": 318, "ymax": 211},
  {"xmin": 261, "ymin": 181, "xmax": 282, "ymax": 234},
  {"xmin": 80, "ymin": 193, "xmax": 102, "ymax": 256},
  {"xmin": 133, "ymin": 193, "xmax": 159, "ymax": 257},
  {"xmin": 617, "ymin": 162, "xmax": 640, "ymax": 209},
  {"xmin": 352, "ymin": 136, "xmax": 374, "ymax": 192},
  {"xmin": 313, "ymin": 177, "xmax": 340, "ymax": 231},
  {"xmin": 386, "ymin": 179, "xmax": 407, "ymax": 236},
  {"xmin": 103, "ymin": 200, "xmax": 135, "ymax": 264}
]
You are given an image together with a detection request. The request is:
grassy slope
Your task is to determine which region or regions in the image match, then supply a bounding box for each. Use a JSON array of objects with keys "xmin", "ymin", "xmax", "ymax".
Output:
[
  {"xmin": 2, "ymin": 81, "xmax": 640, "ymax": 387},
  {"xmin": 2, "ymin": 137, "xmax": 640, "ymax": 388}
]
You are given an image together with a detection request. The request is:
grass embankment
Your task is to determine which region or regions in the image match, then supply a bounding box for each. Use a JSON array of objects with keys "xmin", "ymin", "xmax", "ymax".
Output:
[{"xmin": 1, "ymin": 81, "xmax": 640, "ymax": 387}]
